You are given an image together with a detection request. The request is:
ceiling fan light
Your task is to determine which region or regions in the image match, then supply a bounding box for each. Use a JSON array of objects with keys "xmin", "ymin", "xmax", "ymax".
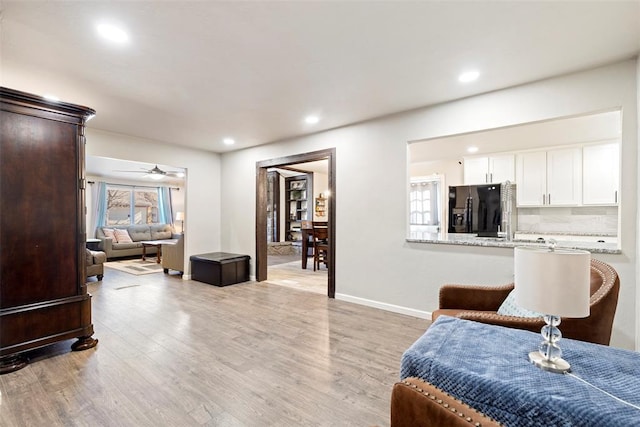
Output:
[{"xmin": 147, "ymin": 173, "xmax": 165, "ymax": 180}]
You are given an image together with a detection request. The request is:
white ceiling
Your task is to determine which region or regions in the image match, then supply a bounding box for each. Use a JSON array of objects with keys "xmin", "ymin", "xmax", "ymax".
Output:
[{"xmin": 2, "ymin": 1, "xmax": 639, "ymax": 153}]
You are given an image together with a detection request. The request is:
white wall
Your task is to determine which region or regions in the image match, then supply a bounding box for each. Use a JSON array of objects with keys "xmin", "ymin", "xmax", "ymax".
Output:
[
  {"xmin": 85, "ymin": 129, "xmax": 222, "ymax": 277},
  {"xmin": 410, "ymin": 159, "xmax": 464, "ymax": 186},
  {"xmin": 221, "ymin": 60, "xmax": 639, "ymax": 350}
]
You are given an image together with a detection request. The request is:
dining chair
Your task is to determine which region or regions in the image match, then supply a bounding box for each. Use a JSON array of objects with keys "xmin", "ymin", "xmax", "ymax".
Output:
[{"xmin": 312, "ymin": 221, "xmax": 329, "ymax": 271}]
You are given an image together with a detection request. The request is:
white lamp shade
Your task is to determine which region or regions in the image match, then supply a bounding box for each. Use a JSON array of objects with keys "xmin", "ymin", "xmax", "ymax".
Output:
[
  {"xmin": 175, "ymin": 212, "xmax": 184, "ymax": 221},
  {"xmin": 514, "ymin": 246, "xmax": 590, "ymax": 318}
]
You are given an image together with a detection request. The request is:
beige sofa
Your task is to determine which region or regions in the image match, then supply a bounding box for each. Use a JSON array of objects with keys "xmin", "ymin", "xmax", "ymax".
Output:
[{"xmin": 95, "ymin": 224, "xmax": 176, "ymax": 260}]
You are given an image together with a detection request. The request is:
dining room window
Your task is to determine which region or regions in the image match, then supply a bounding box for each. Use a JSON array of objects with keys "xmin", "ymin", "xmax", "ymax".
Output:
[{"xmin": 410, "ymin": 178, "xmax": 440, "ymax": 226}]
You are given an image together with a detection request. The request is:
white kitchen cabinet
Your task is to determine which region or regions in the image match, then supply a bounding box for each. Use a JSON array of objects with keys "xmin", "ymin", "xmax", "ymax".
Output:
[
  {"xmin": 516, "ymin": 151, "xmax": 547, "ymax": 206},
  {"xmin": 516, "ymin": 148, "xmax": 582, "ymax": 206},
  {"xmin": 464, "ymin": 154, "xmax": 514, "ymax": 185},
  {"xmin": 583, "ymin": 142, "xmax": 620, "ymax": 205},
  {"xmin": 546, "ymin": 147, "xmax": 582, "ymax": 205}
]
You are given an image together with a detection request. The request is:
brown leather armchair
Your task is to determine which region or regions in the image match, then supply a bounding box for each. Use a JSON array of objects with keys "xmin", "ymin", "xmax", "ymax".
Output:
[
  {"xmin": 431, "ymin": 258, "xmax": 620, "ymax": 345},
  {"xmin": 391, "ymin": 377, "xmax": 500, "ymax": 427}
]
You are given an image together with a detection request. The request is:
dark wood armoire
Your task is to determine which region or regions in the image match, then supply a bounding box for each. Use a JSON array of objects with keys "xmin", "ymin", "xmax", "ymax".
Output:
[{"xmin": 0, "ymin": 87, "xmax": 98, "ymax": 374}]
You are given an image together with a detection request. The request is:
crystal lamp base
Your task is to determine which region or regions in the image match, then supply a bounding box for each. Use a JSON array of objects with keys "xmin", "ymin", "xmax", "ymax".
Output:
[{"xmin": 529, "ymin": 351, "xmax": 571, "ymax": 374}]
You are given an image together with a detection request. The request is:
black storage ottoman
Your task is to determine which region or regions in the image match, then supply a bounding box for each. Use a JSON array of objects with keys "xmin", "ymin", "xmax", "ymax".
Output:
[{"xmin": 190, "ymin": 252, "xmax": 250, "ymax": 286}]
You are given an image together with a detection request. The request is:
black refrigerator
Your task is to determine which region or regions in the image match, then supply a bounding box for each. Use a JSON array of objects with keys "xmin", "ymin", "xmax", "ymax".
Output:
[{"xmin": 448, "ymin": 184, "xmax": 502, "ymax": 235}]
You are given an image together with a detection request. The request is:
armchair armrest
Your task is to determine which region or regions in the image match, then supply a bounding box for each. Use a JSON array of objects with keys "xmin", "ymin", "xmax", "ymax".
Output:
[
  {"xmin": 453, "ymin": 311, "xmax": 545, "ymax": 334},
  {"xmin": 90, "ymin": 250, "xmax": 107, "ymax": 264},
  {"xmin": 391, "ymin": 377, "xmax": 500, "ymax": 427},
  {"xmin": 439, "ymin": 283, "xmax": 513, "ymax": 311}
]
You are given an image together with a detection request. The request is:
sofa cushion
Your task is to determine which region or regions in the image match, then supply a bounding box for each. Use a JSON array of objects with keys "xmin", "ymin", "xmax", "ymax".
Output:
[
  {"xmin": 114, "ymin": 228, "xmax": 133, "ymax": 243},
  {"xmin": 112, "ymin": 242, "xmax": 141, "ymax": 250},
  {"xmin": 102, "ymin": 227, "xmax": 116, "ymax": 240},
  {"xmin": 150, "ymin": 224, "xmax": 172, "ymax": 240},
  {"xmin": 127, "ymin": 225, "xmax": 152, "ymax": 242}
]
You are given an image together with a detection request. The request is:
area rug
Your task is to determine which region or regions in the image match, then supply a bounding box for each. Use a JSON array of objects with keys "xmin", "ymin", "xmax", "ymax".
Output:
[{"xmin": 104, "ymin": 259, "xmax": 164, "ymax": 275}]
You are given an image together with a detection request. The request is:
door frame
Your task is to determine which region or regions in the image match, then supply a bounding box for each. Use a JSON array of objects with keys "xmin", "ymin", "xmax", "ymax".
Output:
[{"xmin": 255, "ymin": 148, "xmax": 336, "ymax": 298}]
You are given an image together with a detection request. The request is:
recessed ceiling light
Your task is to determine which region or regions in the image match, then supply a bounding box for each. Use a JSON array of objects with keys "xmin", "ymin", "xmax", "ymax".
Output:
[
  {"xmin": 43, "ymin": 94, "xmax": 60, "ymax": 102},
  {"xmin": 96, "ymin": 23, "xmax": 129, "ymax": 44},
  {"xmin": 467, "ymin": 146, "xmax": 479, "ymax": 153},
  {"xmin": 223, "ymin": 138, "xmax": 235, "ymax": 145},
  {"xmin": 304, "ymin": 115, "xmax": 320, "ymax": 124},
  {"xmin": 458, "ymin": 70, "xmax": 480, "ymax": 83}
]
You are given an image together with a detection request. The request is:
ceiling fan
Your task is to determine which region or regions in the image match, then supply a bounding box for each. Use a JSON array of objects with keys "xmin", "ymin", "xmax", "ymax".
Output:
[{"xmin": 114, "ymin": 165, "xmax": 185, "ymax": 180}]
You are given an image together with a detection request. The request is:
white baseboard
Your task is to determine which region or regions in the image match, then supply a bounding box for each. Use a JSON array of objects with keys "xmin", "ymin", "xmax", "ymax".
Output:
[
  {"xmin": 182, "ymin": 274, "xmax": 191, "ymax": 280},
  {"xmin": 335, "ymin": 293, "xmax": 431, "ymax": 319}
]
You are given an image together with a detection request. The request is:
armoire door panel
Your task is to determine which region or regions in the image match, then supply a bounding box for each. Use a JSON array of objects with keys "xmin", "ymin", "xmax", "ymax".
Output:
[{"xmin": 1, "ymin": 112, "xmax": 79, "ymax": 308}]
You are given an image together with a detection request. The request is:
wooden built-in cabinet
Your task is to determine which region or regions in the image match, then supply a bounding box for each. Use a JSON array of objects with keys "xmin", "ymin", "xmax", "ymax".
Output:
[
  {"xmin": 266, "ymin": 170, "xmax": 281, "ymax": 242},
  {"xmin": 0, "ymin": 87, "xmax": 98, "ymax": 374},
  {"xmin": 285, "ymin": 174, "xmax": 313, "ymax": 241}
]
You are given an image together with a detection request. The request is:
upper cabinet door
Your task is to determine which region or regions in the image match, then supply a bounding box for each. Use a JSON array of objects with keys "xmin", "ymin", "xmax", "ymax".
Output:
[
  {"xmin": 489, "ymin": 154, "xmax": 515, "ymax": 184},
  {"xmin": 463, "ymin": 157, "xmax": 489, "ymax": 184},
  {"xmin": 516, "ymin": 151, "xmax": 547, "ymax": 206},
  {"xmin": 583, "ymin": 142, "xmax": 620, "ymax": 205},
  {"xmin": 464, "ymin": 154, "xmax": 515, "ymax": 185},
  {"xmin": 546, "ymin": 147, "xmax": 582, "ymax": 206}
]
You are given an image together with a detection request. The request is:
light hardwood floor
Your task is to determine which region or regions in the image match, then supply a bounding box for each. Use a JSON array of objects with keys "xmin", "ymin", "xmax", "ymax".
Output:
[
  {"xmin": 266, "ymin": 259, "xmax": 328, "ymax": 295},
  {"xmin": 0, "ymin": 269, "xmax": 429, "ymax": 426}
]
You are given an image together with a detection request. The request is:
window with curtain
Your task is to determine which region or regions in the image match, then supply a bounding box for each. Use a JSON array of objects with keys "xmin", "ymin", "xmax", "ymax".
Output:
[{"xmin": 103, "ymin": 184, "xmax": 168, "ymax": 225}]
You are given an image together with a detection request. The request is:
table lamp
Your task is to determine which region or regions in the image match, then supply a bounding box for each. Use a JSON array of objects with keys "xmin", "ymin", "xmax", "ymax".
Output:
[
  {"xmin": 514, "ymin": 245, "xmax": 590, "ymax": 374},
  {"xmin": 175, "ymin": 211, "xmax": 184, "ymax": 234}
]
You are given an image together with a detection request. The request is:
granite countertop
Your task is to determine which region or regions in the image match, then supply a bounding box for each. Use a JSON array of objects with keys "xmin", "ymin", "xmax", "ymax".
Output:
[
  {"xmin": 514, "ymin": 230, "xmax": 618, "ymax": 237},
  {"xmin": 407, "ymin": 232, "xmax": 621, "ymax": 254}
]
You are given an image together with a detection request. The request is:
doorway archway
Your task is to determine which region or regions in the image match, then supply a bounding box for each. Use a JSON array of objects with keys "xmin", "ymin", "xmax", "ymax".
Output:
[{"xmin": 256, "ymin": 148, "xmax": 336, "ymax": 297}]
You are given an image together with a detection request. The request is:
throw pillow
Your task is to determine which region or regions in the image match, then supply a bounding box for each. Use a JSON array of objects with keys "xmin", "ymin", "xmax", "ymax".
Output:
[
  {"xmin": 114, "ymin": 228, "xmax": 133, "ymax": 243},
  {"xmin": 497, "ymin": 290, "xmax": 544, "ymax": 318},
  {"xmin": 102, "ymin": 228, "xmax": 116, "ymax": 240}
]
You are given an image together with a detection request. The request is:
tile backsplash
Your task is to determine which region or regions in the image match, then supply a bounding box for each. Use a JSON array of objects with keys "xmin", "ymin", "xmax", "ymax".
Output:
[{"xmin": 517, "ymin": 206, "xmax": 618, "ymax": 235}]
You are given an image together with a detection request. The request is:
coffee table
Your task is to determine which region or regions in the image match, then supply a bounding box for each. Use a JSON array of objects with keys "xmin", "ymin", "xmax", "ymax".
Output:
[{"xmin": 140, "ymin": 239, "xmax": 178, "ymax": 263}]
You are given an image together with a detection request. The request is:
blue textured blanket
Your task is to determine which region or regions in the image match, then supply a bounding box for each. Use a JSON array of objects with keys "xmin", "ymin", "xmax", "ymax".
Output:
[{"xmin": 401, "ymin": 316, "xmax": 640, "ymax": 427}]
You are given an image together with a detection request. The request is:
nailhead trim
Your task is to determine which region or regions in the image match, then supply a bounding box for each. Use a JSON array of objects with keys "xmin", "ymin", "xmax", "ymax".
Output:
[{"xmin": 402, "ymin": 380, "xmax": 502, "ymax": 426}]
